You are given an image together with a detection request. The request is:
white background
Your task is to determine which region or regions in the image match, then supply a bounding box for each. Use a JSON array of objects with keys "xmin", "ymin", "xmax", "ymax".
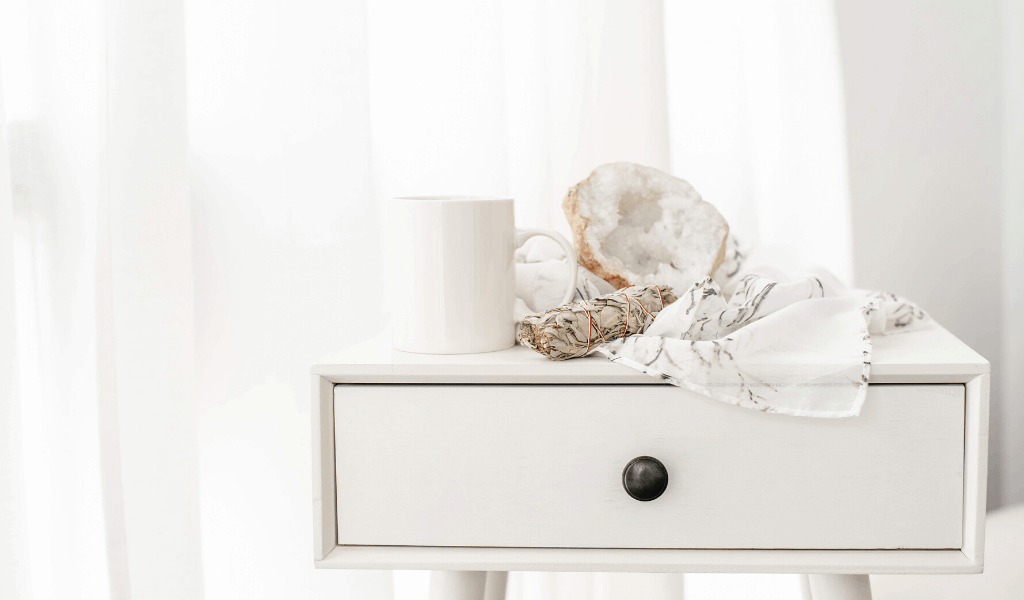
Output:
[{"xmin": 1, "ymin": 0, "xmax": 1021, "ymax": 598}]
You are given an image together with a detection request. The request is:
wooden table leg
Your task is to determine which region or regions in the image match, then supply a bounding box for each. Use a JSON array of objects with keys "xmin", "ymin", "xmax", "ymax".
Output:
[
  {"xmin": 484, "ymin": 571, "xmax": 508, "ymax": 600},
  {"xmin": 802, "ymin": 574, "xmax": 872, "ymax": 600},
  {"xmin": 429, "ymin": 571, "xmax": 507, "ymax": 600}
]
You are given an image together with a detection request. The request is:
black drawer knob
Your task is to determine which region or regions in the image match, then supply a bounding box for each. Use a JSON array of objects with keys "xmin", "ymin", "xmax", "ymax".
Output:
[{"xmin": 622, "ymin": 456, "xmax": 669, "ymax": 501}]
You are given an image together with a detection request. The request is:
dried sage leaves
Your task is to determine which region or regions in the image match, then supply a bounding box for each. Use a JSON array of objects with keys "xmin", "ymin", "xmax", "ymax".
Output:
[{"xmin": 518, "ymin": 284, "xmax": 677, "ymax": 360}]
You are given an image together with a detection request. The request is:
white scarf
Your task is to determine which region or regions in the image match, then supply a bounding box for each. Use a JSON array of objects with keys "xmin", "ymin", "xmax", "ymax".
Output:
[{"xmin": 516, "ymin": 238, "xmax": 928, "ymax": 417}]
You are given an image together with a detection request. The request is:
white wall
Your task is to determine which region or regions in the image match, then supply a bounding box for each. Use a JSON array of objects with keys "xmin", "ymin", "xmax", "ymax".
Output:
[
  {"xmin": 1001, "ymin": 0, "xmax": 1024, "ymax": 507},
  {"xmin": 834, "ymin": 0, "xmax": 1017, "ymax": 507}
]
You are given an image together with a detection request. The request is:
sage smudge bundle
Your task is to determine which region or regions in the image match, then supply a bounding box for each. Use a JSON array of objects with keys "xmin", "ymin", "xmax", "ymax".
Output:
[{"xmin": 518, "ymin": 284, "xmax": 677, "ymax": 361}]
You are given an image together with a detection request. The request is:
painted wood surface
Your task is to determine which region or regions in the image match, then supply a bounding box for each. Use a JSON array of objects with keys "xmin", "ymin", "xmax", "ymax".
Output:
[
  {"xmin": 311, "ymin": 374, "xmax": 335, "ymax": 561},
  {"xmin": 311, "ymin": 321, "xmax": 990, "ymax": 572},
  {"xmin": 961, "ymin": 373, "xmax": 990, "ymax": 566},
  {"xmin": 334, "ymin": 384, "xmax": 964, "ymax": 550},
  {"xmin": 803, "ymin": 574, "xmax": 873, "ymax": 599},
  {"xmin": 314, "ymin": 546, "xmax": 980, "ymax": 574},
  {"xmin": 313, "ymin": 322, "xmax": 988, "ymax": 385},
  {"xmin": 427, "ymin": 571, "xmax": 508, "ymax": 600}
]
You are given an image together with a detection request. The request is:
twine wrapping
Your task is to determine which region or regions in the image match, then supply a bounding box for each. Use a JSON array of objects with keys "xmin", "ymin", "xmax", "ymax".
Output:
[{"xmin": 518, "ymin": 284, "xmax": 677, "ymax": 361}]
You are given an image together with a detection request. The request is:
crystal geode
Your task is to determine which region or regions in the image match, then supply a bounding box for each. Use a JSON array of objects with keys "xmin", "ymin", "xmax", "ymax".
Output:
[{"xmin": 562, "ymin": 162, "xmax": 729, "ymax": 293}]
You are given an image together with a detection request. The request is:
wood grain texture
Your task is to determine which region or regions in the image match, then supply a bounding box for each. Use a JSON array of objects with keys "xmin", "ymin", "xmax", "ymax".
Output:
[{"xmin": 334, "ymin": 384, "xmax": 964, "ymax": 550}]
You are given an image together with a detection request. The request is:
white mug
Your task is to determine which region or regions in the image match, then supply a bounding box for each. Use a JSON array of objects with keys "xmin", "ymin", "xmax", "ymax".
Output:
[{"xmin": 389, "ymin": 196, "xmax": 578, "ymax": 354}]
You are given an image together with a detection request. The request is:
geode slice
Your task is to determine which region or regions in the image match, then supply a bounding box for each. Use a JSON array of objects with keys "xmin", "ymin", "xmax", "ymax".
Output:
[{"xmin": 562, "ymin": 162, "xmax": 729, "ymax": 293}]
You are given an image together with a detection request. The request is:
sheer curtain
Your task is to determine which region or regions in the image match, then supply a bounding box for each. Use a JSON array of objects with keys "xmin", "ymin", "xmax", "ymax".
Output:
[{"xmin": 0, "ymin": 0, "xmax": 851, "ymax": 598}]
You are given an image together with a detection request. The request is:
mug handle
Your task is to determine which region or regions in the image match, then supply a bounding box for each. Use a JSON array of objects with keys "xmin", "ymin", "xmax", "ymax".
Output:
[{"xmin": 515, "ymin": 228, "xmax": 580, "ymax": 306}]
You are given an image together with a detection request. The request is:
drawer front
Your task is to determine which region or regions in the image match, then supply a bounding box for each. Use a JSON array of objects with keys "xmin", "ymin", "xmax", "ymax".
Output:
[{"xmin": 334, "ymin": 384, "xmax": 964, "ymax": 550}]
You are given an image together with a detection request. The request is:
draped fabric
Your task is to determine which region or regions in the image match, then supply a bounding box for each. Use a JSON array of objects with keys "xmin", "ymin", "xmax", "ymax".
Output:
[
  {"xmin": 0, "ymin": 0, "xmax": 852, "ymax": 598},
  {"xmin": 601, "ymin": 274, "xmax": 927, "ymax": 418},
  {"xmin": 516, "ymin": 240, "xmax": 928, "ymax": 418}
]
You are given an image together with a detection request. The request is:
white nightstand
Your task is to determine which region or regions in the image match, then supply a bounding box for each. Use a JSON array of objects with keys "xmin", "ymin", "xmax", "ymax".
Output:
[{"xmin": 312, "ymin": 322, "xmax": 989, "ymax": 600}]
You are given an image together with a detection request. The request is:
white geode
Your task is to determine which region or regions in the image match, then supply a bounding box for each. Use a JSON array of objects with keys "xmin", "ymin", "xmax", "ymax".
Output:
[{"xmin": 562, "ymin": 162, "xmax": 729, "ymax": 293}]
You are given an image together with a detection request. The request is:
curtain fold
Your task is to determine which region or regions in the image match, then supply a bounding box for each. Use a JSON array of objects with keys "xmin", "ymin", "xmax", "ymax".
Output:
[
  {"xmin": 2, "ymin": 0, "xmax": 114, "ymax": 597},
  {"xmin": 664, "ymin": 0, "xmax": 853, "ymax": 283},
  {"xmin": 105, "ymin": 0, "xmax": 204, "ymax": 597},
  {"xmin": 1, "ymin": 70, "xmax": 31, "ymax": 600},
  {"xmin": 1, "ymin": 0, "xmax": 203, "ymax": 597},
  {"xmin": 2, "ymin": 0, "xmax": 856, "ymax": 598}
]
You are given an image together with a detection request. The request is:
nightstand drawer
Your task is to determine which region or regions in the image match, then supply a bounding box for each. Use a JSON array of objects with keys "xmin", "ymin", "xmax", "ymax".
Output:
[{"xmin": 334, "ymin": 383, "xmax": 964, "ymax": 550}]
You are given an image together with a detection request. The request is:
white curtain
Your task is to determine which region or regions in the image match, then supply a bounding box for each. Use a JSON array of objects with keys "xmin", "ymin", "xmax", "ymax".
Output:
[{"xmin": 0, "ymin": 0, "xmax": 851, "ymax": 598}]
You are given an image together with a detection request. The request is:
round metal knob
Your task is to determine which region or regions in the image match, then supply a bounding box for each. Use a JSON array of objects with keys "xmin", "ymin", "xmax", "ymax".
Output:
[{"xmin": 622, "ymin": 456, "xmax": 669, "ymax": 501}]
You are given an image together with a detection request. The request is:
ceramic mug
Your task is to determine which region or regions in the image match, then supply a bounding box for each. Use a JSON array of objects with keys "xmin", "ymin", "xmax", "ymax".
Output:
[{"xmin": 389, "ymin": 196, "xmax": 578, "ymax": 354}]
